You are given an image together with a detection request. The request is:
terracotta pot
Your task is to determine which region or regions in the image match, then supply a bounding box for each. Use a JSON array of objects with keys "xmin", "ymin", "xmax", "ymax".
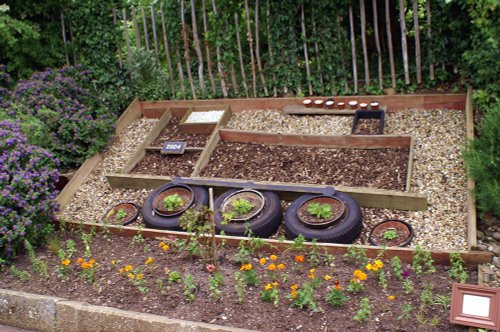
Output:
[
  {"xmin": 313, "ymin": 100, "xmax": 324, "ymax": 108},
  {"xmin": 325, "ymin": 99, "xmax": 335, "ymax": 109},
  {"xmin": 337, "ymin": 102, "xmax": 346, "ymax": 110},
  {"xmin": 221, "ymin": 189, "xmax": 265, "ymax": 222},
  {"xmin": 303, "ymin": 99, "xmax": 313, "ymax": 108},
  {"xmin": 370, "ymin": 101, "xmax": 380, "ymax": 110},
  {"xmin": 359, "ymin": 103, "xmax": 368, "ymax": 110},
  {"xmin": 348, "ymin": 101, "xmax": 358, "ymax": 109},
  {"xmin": 153, "ymin": 185, "xmax": 194, "ymax": 217},
  {"xmin": 102, "ymin": 202, "xmax": 140, "ymax": 226},
  {"xmin": 297, "ymin": 196, "xmax": 346, "ymax": 229},
  {"xmin": 368, "ymin": 219, "xmax": 414, "ymax": 247}
]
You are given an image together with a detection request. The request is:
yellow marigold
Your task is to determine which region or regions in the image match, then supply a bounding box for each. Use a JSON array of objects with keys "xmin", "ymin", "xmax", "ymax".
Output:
[
  {"xmin": 145, "ymin": 257, "xmax": 154, "ymax": 265},
  {"xmin": 388, "ymin": 295, "xmax": 396, "ymax": 301},
  {"xmin": 265, "ymin": 283, "xmax": 273, "ymax": 290},
  {"xmin": 136, "ymin": 273, "xmax": 144, "ymax": 280},
  {"xmin": 272, "ymin": 281, "xmax": 279, "ymax": 288},
  {"xmin": 77, "ymin": 257, "xmax": 83, "ymax": 263},
  {"xmin": 290, "ymin": 284, "xmax": 299, "ymax": 291},
  {"xmin": 353, "ymin": 270, "xmax": 367, "ymax": 281},
  {"xmin": 81, "ymin": 262, "xmax": 90, "ymax": 269},
  {"xmin": 324, "ymin": 275, "xmax": 332, "ymax": 281},
  {"xmin": 240, "ymin": 263, "xmax": 252, "ymax": 271},
  {"xmin": 291, "ymin": 289, "xmax": 297, "ymax": 299},
  {"xmin": 89, "ymin": 259, "xmax": 95, "ymax": 265},
  {"xmin": 125, "ymin": 265, "xmax": 133, "ymax": 272},
  {"xmin": 111, "ymin": 260, "xmax": 116, "ymax": 265},
  {"xmin": 159, "ymin": 241, "xmax": 166, "ymax": 247},
  {"xmin": 268, "ymin": 263, "xmax": 276, "ymax": 271},
  {"xmin": 308, "ymin": 268, "xmax": 316, "ymax": 279},
  {"xmin": 161, "ymin": 244, "xmax": 169, "ymax": 251},
  {"xmin": 270, "ymin": 254, "xmax": 278, "ymax": 261},
  {"xmin": 294, "ymin": 255, "xmax": 305, "ymax": 263},
  {"xmin": 366, "ymin": 263, "xmax": 373, "ymax": 271},
  {"xmin": 371, "ymin": 266, "xmax": 380, "ymax": 272},
  {"xmin": 127, "ymin": 273, "xmax": 135, "ymax": 279},
  {"xmin": 259, "ymin": 257, "xmax": 267, "ymax": 265},
  {"xmin": 374, "ymin": 260, "xmax": 384, "ymax": 269},
  {"xmin": 119, "ymin": 268, "xmax": 125, "ymax": 273},
  {"xmin": 61, "ymin": 259, "xmax": 70, "ymax": 266},
  {"xmin": 277, "ymin": 263, "xmax": 285, "ymax": 270}
]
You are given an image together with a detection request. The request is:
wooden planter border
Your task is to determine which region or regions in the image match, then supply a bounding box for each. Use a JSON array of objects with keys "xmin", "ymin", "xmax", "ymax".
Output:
[
  {"xmin": 105, "ymin": 174, "xmax": 428, "ymax": 211},
  {"xmin": 465, "ymin": 87, "xmax": 477, "ymax": 250},
  {"xmin": 58, "ymin": 220, "xmax": 492, "ymax": 269}
]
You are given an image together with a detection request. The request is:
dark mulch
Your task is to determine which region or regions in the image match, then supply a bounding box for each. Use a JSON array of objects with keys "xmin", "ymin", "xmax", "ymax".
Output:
[
  {"xmin": 131, "ymin": 151, "xmax": 200, "ymax": 177},
  {"xmin": 152, "ymin": 117, "xmax": 209, "ymax": 148},
  {"xmin": 352, "ymin": 119, "xmax": 382, "ymax": 135},
  {"xmin": 199, "ymin": 142, "xmax": 409, "ymax": 191},
  {"xmin": 0, "ymin": 231, "xmax": 471, "ymax": 332}
]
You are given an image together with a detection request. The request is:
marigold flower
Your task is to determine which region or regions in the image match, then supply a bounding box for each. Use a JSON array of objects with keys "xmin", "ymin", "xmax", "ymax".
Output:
[
  {"xmin": 81, "ymin": 262, "xmax": 90, "ymax": 269},
  {"xmin": 366, "ymin": 263, "xmax": 373, "ymax": 271},
  {"xmin": 290, "ymin": 284, "xmax": 299, "ymax": 291},
  {"xmin": 259, "ymin": 258, "xmax": 267, "ymax": 265},
  {"xmin": 291, "ymin": 289, "xmax": 297, "ymax": 299},
  {"xmin": 240, "ymin": 263, "xmax": 252, "ymax": 271},
  {"xmin": 125, "ymin": 265, "xmax": 133, "ymax": 272},
  {"xmin": 265, "ymin": 283, "xmax": 273, "ymax": 290},
  {"xmin": 119, "ymin": 268, "xmax": 125, "ymax": 273},
  {"xmin": 111, "ymin": 260, "xmax": 116, "ymax": 265},
  {"xmin": 145, "ymin": 257, "xmax": 154, "ymax": 265},
  {"xmin": 136, "ymin": 273, "xmax": 144, "ymax": 280},
  {"xmin": 77, "ymin": 257, "xmax": 83, "ymax": 263},
  {"xmin": 308, "ymin": 268, "xmax": 316, "ymax": 279},
  {"xmin": 272, "ymin": 281, "xmax": 279, "ymax": 288},
  {"xmin": 89, "ymin": 259, "xmax": 95, "ymax": 265},
  {"xmin": 61, "ymin": 259, "xmax": 70, "ymax": 266},
  {"xmin": 374, "ymin": 260, "xmax": 384, "ymax": 269},
  {"xmin": 127, "ymin": 273, "xmax": 135, "ymax": 279},
  {"xmin": 353, "ymin": 270, "xmax": 367, "ymax": 281},
  {"xmin": 294, "ymin": 255, "xmax": 305, "ymax": 263},
  {"xmin": 388, "ymin": 295, "xmax": 396, "ymax": 301},
  {"xmin": 159, "ymin": 242, "xmax": 169, "ymax": 251},
  {"xmin": 277, "ymin": 263, "xmax": 285, "ymax": 270},
  {"xmin": 270, "ymin": 254, "xmax": 278, "ymax": 261},
  {"xmin": 268, "ymin": 263, "xmax": 276, "ymax": 271},
  {"xmin": 335, "ymin": 284, "xmax": 343, "ymax": 291},
  {"xmin": 324, "ymin": 275, "xmax": 332, "ymax": 281}
]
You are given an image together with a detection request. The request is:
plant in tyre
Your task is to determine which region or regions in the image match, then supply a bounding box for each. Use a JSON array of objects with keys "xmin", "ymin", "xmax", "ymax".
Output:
[
  {"xmin": 163, "ymin": 194, "xmax": 185, "ymax": 211},
  {"xmin": 383, "ymin": 229, "xmax": 397, "ymax": 240},
  {"xmin": 0, "ymin": 121, "xmax": 59, "ymax": 264},
  {"xmin": 223, "ymin": 198, "xmax": 255, "ymax": 221},
  {"xmin": 306, "ymin": 202, "xmax": 333, "ymax": 219}
]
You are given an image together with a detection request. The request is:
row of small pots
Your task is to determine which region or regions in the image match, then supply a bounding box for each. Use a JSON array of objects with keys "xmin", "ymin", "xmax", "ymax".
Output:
[{"xmin": 303, "ymin": 98, "xmax": 380, "ymax": 110}]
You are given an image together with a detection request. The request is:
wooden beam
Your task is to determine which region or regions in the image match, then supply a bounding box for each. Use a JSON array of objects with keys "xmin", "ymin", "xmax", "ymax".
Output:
[
  {"xmin": 406, "ymin": 136, "xmax": 415, "ymax": 191},
  {"xmin": 60, "ymin": 220, "xmax": 492, "ymax": 268},
  {"xmin": 283, "ymin": 104, "xmax": 357, "ymax": 115},
  {"xmin": 104, "ymin": 173, "xmax": 428, "ymax": 210},
  {"xmin": 219, "ymin": 129, "xmax": 412, "ymax": 149},
  {"xmin": 145, "ymin": 147, "xmax": 204, "ymax": 152},
  {"xmin": 189, "ymin": 130, "xmax": 220, "ymax": 177},
  {"xmin": 114, "ymin": 97, "xmax": 142, "ymax": 136},
  {"xmin": 121, "ymin": 109, "xmax": 172, "ymax": 174},
  {"xmin": 57, "ymin": 153, "xmax": 101, "ymax": 210},
  {"xmin": 465, "ymin": 87, "xmax": 477, "ymax": 250},
  {"xmin": 140, "ymin": 93, "xmax": 467, "ymax": 116}
]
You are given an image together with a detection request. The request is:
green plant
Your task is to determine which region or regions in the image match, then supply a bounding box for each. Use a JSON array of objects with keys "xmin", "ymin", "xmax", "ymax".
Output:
[
  {"xmin": 290, "ymin": 282, "xmax": 317, "ymax": 311},
  {"xmin": 290, "ymin": 234, "xmax": 306, "ymax": 251},
  {"xmin": 391, "ymin": 256, "xmax": 403, "ymax": 280},
  {"xmin": 326, "ymin": 286, "xmax": 349, "ymax": 307},
  {"xmin": 430, "ymin": 316, "xmax": 441, "ymax": 327},
  {"xmin": 420, "ymin": 282, "xmax": 434, "ymax": 310},
  {"xmin": 208, "ymin": 272, "xmax": 224, "ymax": 300},
  {"xmin": 9, "ymin": 265, "xmax": 30, "ymax": 280},
  {"xmin": 433, "ymin": 294, "xmax": 451, "ymax": 311},
  {"xmin": 239, "ymin": 263, "xmax": 259, "ymax": 286},
  {"xmin": 383, "ymin": 229, "xmax": 397, "ymax": 240},
  {"xmin": 155, "ymin": 278, "xmax": 168, "ymax": 295},
  {"xmin": 179, "ymin": 206, "xmax": 216, "ymax": 264},
  {"xmin": 80, "ymin": 230, "xmax": 94, "ymax": 258},
  {"xmin": 168, "ymin": 271, "xmax": 181, "ymax": 283},
  {"xmin": 129, "ymin": 267, "xmax": 148, "ymax": 293},
  {"xmin": 233, "ymin": 272, "xmax": 246, "ymax": 304},
  {"xmin": 353, "ymin": 298, "xmax": 371, "ymax": 324},
  {"xmin": 306, "ymin": 202, "xmax": 333, "ymax": 219},
  {"xmin": 344, "ymin": 246, "xmax": 368, "ymax": 268},
  {"xmin": 412, "ymin": 245, "xmax": 436, "ymax": 275},
  {"xmin": 163, "ymin": 194, "xmax": 185, "ymax": 211},
  {"xmin": 232, "ymin": 198, "xmax": 254, "ymax": 215},
  {"xmin": 261, "ymin": 282, "xmax": 280, "ymax": 308},
  {"xmin": 399, "ymin": 302, "xmax": 414, "ymax": 322},
  {"xmin": 24, "ymin": 240, "xmax": 48, "ymax": 278},
  {"xmin": 182, "ymin": 274, "xmax": 197, "ymax": 302},
  {"xmin": 449, "ymin": 252, "xmax": 468, "ymax": 283},
  {"xmin": 114, "ymin": 208, "xmax": 128, "ymax": 221},
  {"xmin": 403, "ymin": 278, "xmax": 414, "ymax": 295},
  {"xmin": 46, "ymin": 236, "xmax": 62, "ymax": 255}
]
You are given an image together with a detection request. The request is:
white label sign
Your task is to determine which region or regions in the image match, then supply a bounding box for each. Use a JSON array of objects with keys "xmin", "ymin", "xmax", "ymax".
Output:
[{"xmin": 462, "ymin": 294, "xmax": 490, "ymax": 317}]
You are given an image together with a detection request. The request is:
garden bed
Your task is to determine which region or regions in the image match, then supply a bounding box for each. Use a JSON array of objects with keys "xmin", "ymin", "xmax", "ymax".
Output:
[
  {"xmin": 131, "ymin": 151, "xmax": 201, "ymax": 177},
  {"xmin": 0, "ymin": 229, "xmax": 476, "ymax": 332}
]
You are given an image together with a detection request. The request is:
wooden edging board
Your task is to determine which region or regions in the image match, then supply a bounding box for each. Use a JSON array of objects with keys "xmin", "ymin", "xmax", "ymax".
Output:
[
  {"xmin": 59, "ymin": 220, "xmax": 492, "ymax": 269},
  {"xmin": 140, "ymin": 93, "xmax": 467, "ymax": 117},
  {"xmin": 104, "ymin": 173, "xmax": 427, "ymax": 211},
  {"xmin": 465, "ymin": 87, "xmax": 477, "ymax": 250}
]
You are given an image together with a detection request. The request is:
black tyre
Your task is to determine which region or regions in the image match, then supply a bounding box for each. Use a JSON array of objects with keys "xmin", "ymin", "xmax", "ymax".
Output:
[
  {"xmin": 284, "ymin": 192, "xmax": 362, "ymax": 244},
  {"xmin": 142, "ymin": 183, "xmax": 209, "ymax": 230},
  {"xmin": 214, "ymin": 189, "xmax": 282, "ymax": 238}
]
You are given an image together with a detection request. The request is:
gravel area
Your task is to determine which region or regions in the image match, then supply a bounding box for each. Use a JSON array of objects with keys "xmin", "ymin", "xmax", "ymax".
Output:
[
  {"xmin": 60, "ymin": 108, "xmax": 469, "ymax": 251},
  {"xmin": 185, "ymin": 110, "xmax": 225, "ymax": 123},
  {"xmin": 59, "ymin": 118, "xmax": 158, "ymax": 224}
]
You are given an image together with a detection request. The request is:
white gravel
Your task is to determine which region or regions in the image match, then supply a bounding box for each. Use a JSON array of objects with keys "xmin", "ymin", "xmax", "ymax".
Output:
[{"xmin": 185, "ymin": 110, "xmax": 225, "ymax": 123}]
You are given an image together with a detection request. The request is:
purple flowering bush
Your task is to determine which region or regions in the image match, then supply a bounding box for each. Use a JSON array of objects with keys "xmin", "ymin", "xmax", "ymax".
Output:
[
  {"xmin": 0, "ymin": 120, "xmax": 59, "ymax": 263},
  {"xmin": 1, "ymin": 65, "xmax": 116, "ymax": 170}
]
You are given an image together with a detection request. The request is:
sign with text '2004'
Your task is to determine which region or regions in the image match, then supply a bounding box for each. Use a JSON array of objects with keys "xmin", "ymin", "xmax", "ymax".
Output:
[{"xmin": 161, "ymin": 142, "xmax": 187, "ymax": 155}]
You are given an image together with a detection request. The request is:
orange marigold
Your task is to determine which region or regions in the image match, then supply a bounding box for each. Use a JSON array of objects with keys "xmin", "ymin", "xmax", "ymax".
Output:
[
  {"xmin": 77, "ymin": 257, "xmax": 83, "ymax": 263},
  {"xmin": 259, "ymin": 257, "xmax": 267, "ymax": 265},
  {"xmin": 277, "ymin": 263, "xmax": 285, "ymax": 270},
  {"xmin": 290, "ymin": 284, "xmax": 299, "ymax": 291},
  {"xmin": 353, "ymin": 269, "xmax": 367, "ymax": 281},
  {"xmin": 388, "ymin": 295, "xmax": 396, "ymax": 301},
  {"xmin": 145, "ymin": 257, "xmax": 154, "ymax": 265},
  {"xmin": 270, "ymin": 254, "xmax": 278, "ymax": 261},
  {"xmin": 124, "ymin": 265, "xmax": 133, "ymax": 272},
  {"xmin": 268, "ymin": 263, "xmax": 276, "ymax": 271},
  {"xmin": 294, "ymin": 255, "xmax": 305, "ymax": 263},
  {"xmin": 290, "ymin": 290, "xmax": 297, "ymax": 299},
  {"xmin": 60, "ymin": 259, "xmax": 70, "ymax": 266}
]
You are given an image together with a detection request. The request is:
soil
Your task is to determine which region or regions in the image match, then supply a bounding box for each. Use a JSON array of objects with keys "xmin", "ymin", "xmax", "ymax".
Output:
[
  {"xmin": 200, "ymin": 142, "xmax": 409, "ymax": 191},
  {"xmin": 152, "ymin": 117, "xmax": 209, "ymax": 148},
  {"xmin": 353, "ymin": 119, "xmax": 381, "ymax": 135},
  {"xmin": 1, "ymin": 230, "xmax": 472, "ymax": 332},
  {"xmin": 131, "ymin": 151, "xmax": 200, "ymax": 176}
]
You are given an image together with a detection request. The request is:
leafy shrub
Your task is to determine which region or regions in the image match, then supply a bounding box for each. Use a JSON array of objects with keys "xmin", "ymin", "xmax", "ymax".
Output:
[
  {"xmin": 463, "ymin": 102, "xmax": 500, "ymax": 215},
  {"xmin": 127, "ymin": 48, "xmax": 167, "ymax": 101},
  {"xmin": 0, "ymin": 120, "xmax": 59, "ymax": 264},
  {"xmin": 1, "ymin": 65, "xmax": 116, "ymax": 170}
]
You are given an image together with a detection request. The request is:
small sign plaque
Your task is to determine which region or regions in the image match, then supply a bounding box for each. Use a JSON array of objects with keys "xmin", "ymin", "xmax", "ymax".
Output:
[{"xmin": 161, "ymin": 141, "xmax": 187, "ymax": 155}]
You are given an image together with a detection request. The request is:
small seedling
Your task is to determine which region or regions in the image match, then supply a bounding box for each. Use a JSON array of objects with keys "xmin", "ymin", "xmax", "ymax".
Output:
[
  {"xmin": 24, "ymin": 240, "xmax": 48, "ymax": 278},
  {"xmin": 168, "ymin": 271, "xmax": 181, "ymax": 283},
  {"xmin": 449, "ymin": 252, "xmax": 468, "ymax": 283},
  {"xmin": 383, "ymin": 229, "xmax": 397, "ymax": 240},
  {"xmin": 9, "ymin": 265, "xmax": 31, "ymax": 281},
  {"xmin": 114, "ymin": 208, "xmax": 128, "ymax": 221},
  {"xmin": 233, "ymin": 272, "xmax": 246, "ymax": 304},
  {"xmin": 391, "ymin": 256, "xmax": 403, "ymax": 280},
  {"xmin": 398, "ymin": 302, "xmax": 414, "ymax": 322},
  {"xmin": 326, "ymin": 286, "xmax": 349, "ymax": 307},
  {"xmin": 403, "ymin": 278, "xmax": 414, "ymax": 294},
  {"xmin": 261, "ymin": 282, "xmax": 280, "ymax": 308},
  {"xmin": 290, "ymin": 282, "xmax": 318, "ymax": 311},
  {"xmin": 182, "ymin": 274, "xmax": 197, "ymax": 302},
  {"xmin": 344, "ymin": 246, "xmax": 368, "ymax": 267},
  {"xmin": 208, "ymin": 272, "xmax": 224, "ymax": 300},
  {"xmin": 307, "ymin": 202, "xmax": 333, "ymax": 219},
  {"xmin": 353, "ymin": 298, "xmax": 371, "ymax": 323},
  {"xmin": 232, "ymin": 198, "xmax": 254, "ymax": 215},
  {"xmin": 163, "ymin": 194, "xmax": 185, "ymax": 211},
  {"xmin": 412, "ymin": 245, "xmax": 436, "ymax": 275}
]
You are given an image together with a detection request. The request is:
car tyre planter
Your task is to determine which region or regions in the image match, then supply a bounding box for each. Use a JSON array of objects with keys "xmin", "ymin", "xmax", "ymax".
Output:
[
  {"xmin": 102, "ymin": 202, "xmax": 140, "ymax": 226},
  {"xmin": 284, "ymin": 191, "xmax": 362, "ymax": 244},
  {"xmin": 368, "ymin": 219, "xmax": 414, "ymax": 247},
  {"xmin": 153, "ymin": 185, "xmax": 195, "ymax": 217},
  {"xmin": 296, "ymin": 196, "xmax": 346, "ymax": 229},
  {"xmin": 142, "ymin": 184, "xmax": 209, "ymax": 230},
  {"xmin": 214, "ymin": 189, "xmax": 282, "ymax": 238}
]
